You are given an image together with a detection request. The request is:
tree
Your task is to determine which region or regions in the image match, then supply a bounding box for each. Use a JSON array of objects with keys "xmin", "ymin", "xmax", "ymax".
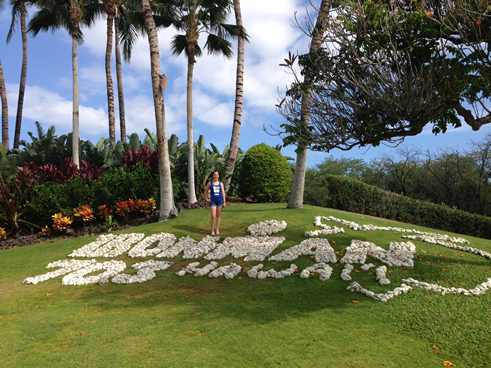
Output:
[
  {"xmin": 224, "ymin": 0, "xmax": 247, "ymax": 191},
  {"xmin": 7, "ymin": 0, "xmax": 32, "ymax": 150},
  {"xmin": 168, "ymin": 0, "xmax": 248, "ymax": 204},
  {"xmin": 113, "ymin": 0, "xmax": 128, "ymax": 144},
  {"xmin": 138, "ymin": 0, "xmax": 176, "ymax": 220},
  {"xmin": 0, "ymin": 61, "xmax": 7, "ymax": 151},
  {"xmin": 28, "ymin": 0, "xmax": 101, "ymax": 167},
  {"xmin": 277, "ymin": 0, "xmax": 491, "ymax": 153},
  {"xmin": 282, "ymin": 0, "xmax": 330, "ymax": 209},
  {"xmin": 102, "ymin": 0, "xmax": 117, "ymax": 150},
  {"xmin": 0, "ymin": 1, "xmax": 7, "ymax": 150}
]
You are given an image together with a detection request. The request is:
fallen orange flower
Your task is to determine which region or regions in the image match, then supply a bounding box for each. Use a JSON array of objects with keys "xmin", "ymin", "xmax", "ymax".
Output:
[
  {"xmin": 46, "ymin": 293, "xmax": 52, "ymax": 296},
  {"xmin": 443, "ymin": 361, "xmax": 455, "ymax": 367},
  {"xmin": 433, "ymin": 345, "xmax": 440, "ymax": 350},
  {"xmin": 352, "ymin": 300, "xmax": 360, "ymax": 304}
]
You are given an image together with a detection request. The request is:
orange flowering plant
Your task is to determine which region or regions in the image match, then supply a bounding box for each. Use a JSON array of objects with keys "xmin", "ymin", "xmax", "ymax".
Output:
[
  {"xmin": 98, "ymin": 204, "xmax": 113, "ymax": 219},
  {"xmin": 0, "ymin": 227, "xmax": 7, "ymax": 240},
  {"xmin": 51, "ymin": 213, "xmax": 73, "ymax": 232},
  {"xmin": 136, "ymin": 198, "xmax": 156, "ymax": 215},
  {"xmin": 72, "ymin": 205, "xmax": 95, "ymax": 223}
]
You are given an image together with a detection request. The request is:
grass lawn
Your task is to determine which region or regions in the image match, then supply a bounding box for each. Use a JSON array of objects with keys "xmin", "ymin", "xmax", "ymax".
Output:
[{"xmin": 1, "ymin": 203, "xmax": 490, "ymax": 367}]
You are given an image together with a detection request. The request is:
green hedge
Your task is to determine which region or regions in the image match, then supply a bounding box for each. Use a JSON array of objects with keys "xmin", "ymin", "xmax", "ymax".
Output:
[
  {"xmin": 29, "ymin": 163, "xmax": 159, "ymax": 228},
  {"xmin": 316, "ymin": 175, "xmax": 491, "ymax": 240}
]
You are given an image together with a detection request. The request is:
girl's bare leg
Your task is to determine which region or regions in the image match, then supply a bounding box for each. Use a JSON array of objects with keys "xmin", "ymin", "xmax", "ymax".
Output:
[
  {"xmin": 210, "ymin": 206, "xmax": 217, "ymax": 235},
  {"xmin": 216, "ymin": 206, "xmax": 222, "ymax": 235}
]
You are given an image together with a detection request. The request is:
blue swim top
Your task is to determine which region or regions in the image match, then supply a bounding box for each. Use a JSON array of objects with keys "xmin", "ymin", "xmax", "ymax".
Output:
[{"xmin": 210, "ymin": 182, "xmax": 223, "ymax": 201}]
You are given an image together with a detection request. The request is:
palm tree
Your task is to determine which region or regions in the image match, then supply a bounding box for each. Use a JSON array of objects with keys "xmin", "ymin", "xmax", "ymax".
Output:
[
  {"xmin": 7, "ymin": 0, "xmax": 32, "ymax": 150},
  {"xmin": 0, "ymin": 61, "xmax": 8, "ymax": 151},
  {"xmin": 102, "ymin": 0, "xmax": 117, "ymax": 150},
  {"xmin": 1, "ymin": 0, "xmax": 9, "ymax": 150},
  {"xmin": 138, "ymin": 0, "xmax": 176, "ymax": 219},
  {"xmin": 224, "ymin": 0, "xmax": 246, "ymax": 191},
  {"xmin": 167, "ymin": 0, "xmax": 248, "ymax": 204},
  {"xmin": 28, "ymin": 0, "xmax": 101, "ymax": 167},
  {"xmin": 287, "ymin": 0, "xmax": 330, "ymax": 209},
  {"xmin": 113, "ymin": 1, "xmax": 128, "ymax": 144}
]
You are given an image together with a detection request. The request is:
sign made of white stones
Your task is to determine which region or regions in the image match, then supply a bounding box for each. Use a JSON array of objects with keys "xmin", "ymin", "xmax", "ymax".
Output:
[{"xmin": 23, "ymin": 217, "xmax": 491, "ymax": 302}]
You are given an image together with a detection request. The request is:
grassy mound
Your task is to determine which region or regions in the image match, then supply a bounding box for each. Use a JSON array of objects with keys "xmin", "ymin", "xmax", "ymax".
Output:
[{"xmin": 1, "ymin": 204, "xmax": 490, "ymax": 367}]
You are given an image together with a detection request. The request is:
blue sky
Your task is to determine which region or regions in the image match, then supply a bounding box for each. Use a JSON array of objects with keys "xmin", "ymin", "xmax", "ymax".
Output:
[{"xmin": 1, "ymin": 0, "xmax": 490, "ymax": 169}]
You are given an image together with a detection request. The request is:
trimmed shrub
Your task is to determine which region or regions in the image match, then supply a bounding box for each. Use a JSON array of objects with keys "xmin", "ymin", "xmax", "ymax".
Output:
[
  {"xmin": 314, "ymin": 175, "xmax": 491, "ymax": 240},
  {"xmin": 238, "ymin": 143, "xmax": 292, "ymax": 202}
]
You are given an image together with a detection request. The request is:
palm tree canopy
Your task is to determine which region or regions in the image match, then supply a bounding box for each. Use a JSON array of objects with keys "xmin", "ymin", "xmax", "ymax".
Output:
[
  {"xmin": 27, "ymin": 0, "xmax": 102, "ymax": 43},
  {"xmin": 117, "ymin": 0, "xmax": 175, "ymax": 62},
  {"xmin": 161, "ymin": 0, "xmax": 248, "ymax": 60},
  {"xmin": 7, "ymin": 0, "xmax": 29, "ymax": 43}
]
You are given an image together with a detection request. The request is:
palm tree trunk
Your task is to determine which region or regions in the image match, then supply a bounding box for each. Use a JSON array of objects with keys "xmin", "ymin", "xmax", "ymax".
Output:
[
  {"xmin": 288, "ymin": 0, "xmax": 330, "ymax": 209},
  {"xmin": 114, "ymin": 17, "xmax": 126, "ymax": 144},
  {"xmin": 225, "ymin": 0, "xmax": 245, "ymax": 192},
  {"xmin": 0, "ymin": 60, "xmax": 8, "ymax": 151},
  {"xmin": 186, "ymin": 58, "xmax": 197, "ymax": 203},
  {"xmin": 71, "ymin": 4, "xmax": 83, "ymax": 168},
  {"xmin": 139, "ymin": 0, "xmax": 176, "ymax": 220},
  {"xmin": 13, "ymin": 1, "xmax": 27, "ymax": 150},
  {"xmin": 105, "ymin": 11, "xmax": 116, "ymax": 150}
]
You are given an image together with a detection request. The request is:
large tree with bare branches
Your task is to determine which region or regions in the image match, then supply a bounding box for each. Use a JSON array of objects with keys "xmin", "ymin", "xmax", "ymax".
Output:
[{"xmin": 277, "ymin": 0, "xmax": 491, "ymax": 154}]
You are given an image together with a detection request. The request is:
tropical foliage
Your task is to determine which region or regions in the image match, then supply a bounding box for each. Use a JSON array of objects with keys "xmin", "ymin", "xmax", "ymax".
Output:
[{"xmin": 277, "ymin": 0, "xmax": 491, "ymax": 152}]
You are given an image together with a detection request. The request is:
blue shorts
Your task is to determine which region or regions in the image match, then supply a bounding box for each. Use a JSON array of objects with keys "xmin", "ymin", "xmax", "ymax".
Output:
[{"xmin": 210, "ymin": 200, "xmax": 224, "ymax": 207}]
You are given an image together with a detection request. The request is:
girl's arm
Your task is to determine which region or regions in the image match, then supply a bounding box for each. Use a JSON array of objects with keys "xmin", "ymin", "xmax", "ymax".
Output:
[
  {"xmin": 205, "ymin": 182, "xmax": 211, "ymax": 201},
  {"xmin": 221, "ymin": 182, "xmax": 226, "ymax": 207}
]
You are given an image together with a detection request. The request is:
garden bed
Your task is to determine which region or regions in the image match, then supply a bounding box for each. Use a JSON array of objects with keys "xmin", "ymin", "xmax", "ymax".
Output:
[{"xmin": 1, "ymin": 197, "xmax": 247, "ymax": 250}]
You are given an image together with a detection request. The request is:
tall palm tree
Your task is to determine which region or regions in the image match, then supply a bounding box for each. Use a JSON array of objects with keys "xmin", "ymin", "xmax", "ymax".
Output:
[
  {"xmin": 0, "ymin": 61, "xmax": 8, "ymax": 150},
  {"xmin": 1, "ymin": 0, "xmax": 9, "ymax": 150},
  {"xmin": 138, "ymin": 0, "xmax": 176, "ymax": 219},
  {"xmin": 224, "ymin": 0, "xmax": 246, "ymax": 191},
  {"xmin": 113, "ymin": 1, "xmax": 127, "ymax": 144},
  {"xmin": 167, "ymin": 0, "xmax": 248, "ymax": 204},
  {"xmin": 287, "ymin": 0, "xmax": 330, "ymax": 209},
  {"xmin": 28, "ymin": 0, "xmax": 101, "ymax": 167},
  {"xmin": 7, "ymin": 0, "xmax": 32, "ymax": 150},
  {"xmin": 103, "ymin": 0, "xmax": 117, "ymax": 149}
]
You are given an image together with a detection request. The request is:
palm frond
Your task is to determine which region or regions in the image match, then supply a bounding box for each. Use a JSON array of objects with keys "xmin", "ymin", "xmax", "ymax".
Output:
[
  {"xmin": 205, "ymin": 33, "xmax": 233, "ymax": 58},
  {"xmin": 171, "ymin": 34, "xmax": 188, "ymax": 56},
  {"xmin": 27, "ymin": 7, "xmax": 67, "ymax": 36},
  {"xmin": 218, "ymin": 23, "xmax": 249, "ymax": 42}
]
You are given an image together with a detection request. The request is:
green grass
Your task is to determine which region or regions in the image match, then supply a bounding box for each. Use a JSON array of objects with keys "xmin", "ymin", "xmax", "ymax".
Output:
[{"xmin": 1, "ymin": 203, "xmax": 490, "ymax": 367}]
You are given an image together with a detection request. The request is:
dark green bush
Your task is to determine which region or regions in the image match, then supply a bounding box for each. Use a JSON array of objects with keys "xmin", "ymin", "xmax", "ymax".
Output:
[
  {"xmin": 91, "ymin": 163, "xmax": 159, "ymax": 207},
  {"xmin": 29, "ymin": 176, "xmax": 93, "ymax": 227},
  {"xmin": 314, "ymin": 175, "xmax": 491, "ymax": 240},
  {"xmin": 238, "ymin": 143, "xmax": 292, "ymax": 202}
]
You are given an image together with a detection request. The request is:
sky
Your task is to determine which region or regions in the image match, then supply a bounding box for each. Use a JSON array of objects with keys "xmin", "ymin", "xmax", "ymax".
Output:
[{"xmin": 1, "ymin": 0, "xmax": 490, "ymax": 169}]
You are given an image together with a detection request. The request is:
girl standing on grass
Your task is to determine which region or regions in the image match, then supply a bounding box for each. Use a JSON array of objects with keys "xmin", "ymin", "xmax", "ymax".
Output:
[{"xmin": 205, "ymin": 171, "xmax": 226, "ymax": 235}]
